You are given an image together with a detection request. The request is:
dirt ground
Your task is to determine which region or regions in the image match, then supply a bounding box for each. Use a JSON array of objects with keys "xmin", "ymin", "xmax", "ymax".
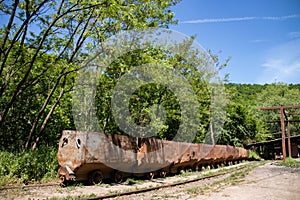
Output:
[
  {"xmin": 117, "ymin": 161, "xmax": 300, "ymax": 200},
  {"xmin": 1, "ymin": 161, "xmax": 300, "ymax": 200},
  {"xmin": 194, "ymin": 162, "xmax": 300, "ymax": 200}
]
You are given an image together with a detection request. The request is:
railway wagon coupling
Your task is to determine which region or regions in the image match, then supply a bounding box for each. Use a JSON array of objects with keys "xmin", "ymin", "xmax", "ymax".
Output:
[{"xmin": 57, "ymin": 130, "xmax": 249, "ymax": 185}]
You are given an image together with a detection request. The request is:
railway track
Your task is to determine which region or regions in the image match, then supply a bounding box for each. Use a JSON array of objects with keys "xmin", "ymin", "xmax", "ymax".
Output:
[
  {"xmin": 0, "ymin": 163, "xmax": 246, "ymax": 192},
  {"xmin": 0, "ymin": 182, "xmax": 60, "ymax": 191},
  {"xmin": 0, "ymin": 161, "xmax": 263, "ymax": 200},
  {"xmin": 83, "ymin": 162, "xmax": 257, "ymax": 200}
]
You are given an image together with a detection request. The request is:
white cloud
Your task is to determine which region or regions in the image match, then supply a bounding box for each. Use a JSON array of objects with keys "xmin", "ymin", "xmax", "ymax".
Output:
[
  {"xmin": 249, "ymin": 39, "xmax": 269, "ymax": 43},
  {"xmin": 181, "ymin": 14, "xmax": 300, "ymax": 24},
  {"xmin": 257, "ymin": 39, "xmax": 300, "ymax": 84},
  {"xmin": 288, "ymin": 31, "xmax": 300, "ymax": 39}
]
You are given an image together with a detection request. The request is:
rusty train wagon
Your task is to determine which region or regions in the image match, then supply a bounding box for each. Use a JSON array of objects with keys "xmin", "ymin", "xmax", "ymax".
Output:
[{"xmin": 58, "ymin": 130, "xmax": 249, "ymax": 185}]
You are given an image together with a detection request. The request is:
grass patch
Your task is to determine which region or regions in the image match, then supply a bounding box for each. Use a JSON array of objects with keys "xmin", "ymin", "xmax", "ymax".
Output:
[
  {"xmin": 278, "ymin": 157, "xmax": 300, "ymax": 168},
  {"xmin": 124, "ymin": 178, "xmax": 144, "ymax": 185},
  {"xmin": 45, "ymin": 193, "xmax": 96, "ymax": 200}
]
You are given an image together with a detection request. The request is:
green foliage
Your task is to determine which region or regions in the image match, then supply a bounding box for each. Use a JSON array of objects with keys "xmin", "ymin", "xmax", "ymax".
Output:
[
  {"xmin": 94, "ymin": 37, "xmax": 224, "ymax": 142},
  {"xmin": 278, "ymin": 157, "xmax": 300, "ymax": 168},
  {"xmin": 223, "ymin": 83, "xmax": 300, "ymax": 145},
  {"xmin": 219, "ymin": 102, "xmax": 264, "ymax": 146},
  {"xmin": 124, "ymin": 178, "xmax": 144, "ymax": 185},
  {"xmin": 0, "ymin": 0, "xmax": 180, "ymax": 150},
  {"xmin": 1, "ymin": 0, "xmax": 299, "ymax": 186},
  {"xmin": 256, "ymin": 83, "xmax": 300, "ymax": 138},
  {"xmin": 248, "ymin": 150, "xmax": 261, "ymax": 160},
  {"xmin": 0, "ymin": 147, "xmax": 58, "ymax": 185}
]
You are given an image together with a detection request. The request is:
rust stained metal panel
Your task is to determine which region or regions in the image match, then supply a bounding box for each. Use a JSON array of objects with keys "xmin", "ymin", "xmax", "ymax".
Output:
[
  {"xmin": 232, "ymin": 147, "xmax": 240, "ymax": 160},
  {"xmin": 176, "ymin": 142, "xmax": 191, "ymax": 164},
  {"xmin": 203, "ymin": 145, "xmax": 230, "ymax": 162},
  {"xmin": 226, "ymin": 145, "xmax": 236, "ymax": 160},
  {"xmin": 237, "ymin": 147, "xmax": 249, "ymax": 159},
  {"xmin": 58, "ymin": 130, "xmax": 251, "ymax": 182},
  {"xmin": 162, "ymin": 140, "xmax": 178, "ymax": 164},
  {"xmin": 84, "ymin": 132, "xmax": 138, "ymax": 172},
  {"xmin": 137, "ymin": 138, "xmax": 168, "ymax": 171},
  {"xmin": 215, "ymin": 145, "xmax": 227, "ymax": 161},
  {"xmin": 57, "ymin": 130, "xmax": 86, "ymax": 172},
  {"xmin": 201, "ymin": 144, "xmax": 215, "ymax": 161},
  {"xmin": 209, "ymin": 145, "xmax": 224, "ymax": 161}
]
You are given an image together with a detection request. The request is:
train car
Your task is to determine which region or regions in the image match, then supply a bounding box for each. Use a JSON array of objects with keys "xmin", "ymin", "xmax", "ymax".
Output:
[{"xmin": 58, "ymin": 130, "xmax": 249, "ymax": 185}]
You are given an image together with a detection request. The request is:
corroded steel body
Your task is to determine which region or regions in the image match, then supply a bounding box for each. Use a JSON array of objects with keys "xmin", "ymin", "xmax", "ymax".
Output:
[{"xmin": 58, "ymin": 130, "xmax": 249, "ymax": 184}]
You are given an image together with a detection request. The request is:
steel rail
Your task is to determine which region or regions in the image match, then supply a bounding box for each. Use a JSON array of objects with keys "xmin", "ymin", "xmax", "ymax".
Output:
[
  {"xmin": 0, "ymin": 182, "xmax": 60, "ymax": 191},
  {"xmin": 83, "ymin": 164, "xmax": 249, "ymax": 200}
]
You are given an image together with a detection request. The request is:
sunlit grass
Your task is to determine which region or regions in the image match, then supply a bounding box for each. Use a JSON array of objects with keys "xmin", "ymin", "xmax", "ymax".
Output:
[{"xmin": 278, "ymin": 157, "xmax": 300, "ymax": 168}]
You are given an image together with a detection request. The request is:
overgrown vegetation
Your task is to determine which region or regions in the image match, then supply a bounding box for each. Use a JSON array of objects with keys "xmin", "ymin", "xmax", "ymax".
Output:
[
  {"xmin": 278, "ymin": 157, "xmax": 300, "ymax": 168},
  {"xmin": 0, "ymin": 0, "xmax": 300, "ymax": 186},
  {"xmin": 124, "ymin": 178, "xmax": 145, "ymax": 185},
  {"xmin": 0, "ymin": 147, "xmax": 58, "ymax": 186},
  {"xmin": 0, "ymin": 0, "xmax": 180, "ymax": 184},
  {"xmin": 248, "ymin": 150, "xmax": 261, "ymax": 160},
  {"xmin": 44, "ymin": 193, "xmax": 97, "ymax": 200}
]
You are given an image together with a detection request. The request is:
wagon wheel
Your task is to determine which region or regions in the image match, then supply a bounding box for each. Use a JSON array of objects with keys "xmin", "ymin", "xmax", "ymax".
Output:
[
  {"xmin": 178, "ymin": 167, "xmax": 185, "ymax": 174},
  {"xmin": 159, "ymin": 169, "xmax": 167, "ymax": 178},
  {"xmin": 146, "ymin": 172, "xmax": 155, "ymax": 180},
  {"xmin": 185, "ymin": 166, "xmax": 192, "ymax": 172},
  {"xmin": 112, "ymin": 170, "xmax": 123, "ymax": 183},
  {"xmin": 193, "ymin": 163, "xmax": 200, "ymax": 171},
  {"xmin": 59, "ymin": 175, "xmax": 67, "ymax": 187},
  {"xmin": 89, "ymin": 170, "xmax": 103, "ymax": 185}
]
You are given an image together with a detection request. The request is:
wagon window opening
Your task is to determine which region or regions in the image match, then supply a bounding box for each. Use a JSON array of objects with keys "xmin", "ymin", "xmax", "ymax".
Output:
[
  {"xmin": 62, "ymin": 138, "xmax": 68, "ymax": 147},
  {"xmin": 76, "ymin": 138, "xmax": 81, "ymax": 149}
]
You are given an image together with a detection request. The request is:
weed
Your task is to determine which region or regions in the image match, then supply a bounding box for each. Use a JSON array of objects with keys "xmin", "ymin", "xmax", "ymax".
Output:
[
  {"xmin": 124, "ymin": 178, "xmax": 144, "ymax": 185},
  {"xmin": 0, "ymin": 147, "xmax": 58, "ymax": 186},
  {"xmin": 248, "ymin": 150, "xmax": 261, "ymax": 160},
  {"xmin": 278, "ymin": 157, "xmax": 300, "ymax": 168},
  {"xmin": 46, "ymin": 193, "xmax": 96, "ymax": 200},
  {"xmin": 186, "ymin": 187, "xmax": 199, "ymax": 194}
]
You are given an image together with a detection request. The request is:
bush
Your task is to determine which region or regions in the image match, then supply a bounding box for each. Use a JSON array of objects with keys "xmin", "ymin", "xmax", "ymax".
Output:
[
  {"xmin": 0, "ymin": 147, "xmax": 59, "ymax": 185},
  {"xmin": 248, "ymin": 150, "xmax": 261, "ymax": 160},
  {"xmin": 278, "ymin": 157, "xmax": 300, "ymax": 168}
]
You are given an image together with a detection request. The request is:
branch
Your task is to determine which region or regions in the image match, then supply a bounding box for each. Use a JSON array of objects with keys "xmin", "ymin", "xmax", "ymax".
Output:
[
  {"xmin": 0, "ymin": 0, "xmax": 50, "ymax": 78},
  {"xmin": 68, "ymin": 8, "xmax": 96, "ymax": 63},
  {"xmin": 24, "ymin": 71, "xmax": 65, "ymax": 150},
  {"xmin": 31, "ymin": 76, "xmax": 67, "ymax": 150},
  {"xmin": 0, "ymin": 0, "xmax": 19, "ymax": 61},
  {"xmin": 0, "ymin": 2, "xmax": 77, "ymax": 126}
]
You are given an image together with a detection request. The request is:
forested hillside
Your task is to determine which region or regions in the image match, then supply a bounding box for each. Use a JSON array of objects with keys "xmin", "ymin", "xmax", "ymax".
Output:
[
  {"xmin": 223, "ymin": 83, "xmax": 300, "ymax": 145},
  {"xmin": 0, "ymin": 0, "xmax": 300, "ymax": 185}
]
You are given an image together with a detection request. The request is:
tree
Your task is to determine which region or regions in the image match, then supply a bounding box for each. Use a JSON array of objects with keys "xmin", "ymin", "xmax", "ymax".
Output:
[
  {"xmin": 93, "ymin": 36, "xmax": 228, "ymax": 143},
  {"xmin": 219, "ymin": 102, "xmax": 265, "ymax": 146},
  {"xmin": 0, "ymin": 0, "xmax": 180, "ymax": 151},
  {"xmin": 256, "ymin": 83, "xmax": 300, "ymax": 138}
]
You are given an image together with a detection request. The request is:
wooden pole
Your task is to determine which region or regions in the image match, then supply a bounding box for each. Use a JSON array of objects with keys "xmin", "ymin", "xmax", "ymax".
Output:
[
  {"xmin": 287, "ymin": 121, "xmax": 291, "ymax": 158},
  {"xmin": 280, "ymin": 107, "xmax": 286, "ymax": 162},
  {"xmin": 260, "ymin": 105, "xmax": 300, "ymax": 162}
]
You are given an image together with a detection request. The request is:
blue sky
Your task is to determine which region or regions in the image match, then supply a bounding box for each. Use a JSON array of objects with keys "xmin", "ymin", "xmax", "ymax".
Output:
[{"xmin": 169, "ymin": 0, "xmax": 300, "ymax": 84}]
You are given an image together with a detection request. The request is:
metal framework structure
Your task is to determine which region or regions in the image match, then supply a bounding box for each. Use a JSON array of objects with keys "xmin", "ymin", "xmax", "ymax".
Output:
[{"xmin": 260, "ymin": 105, "xmax": 300, "ymax": 162}]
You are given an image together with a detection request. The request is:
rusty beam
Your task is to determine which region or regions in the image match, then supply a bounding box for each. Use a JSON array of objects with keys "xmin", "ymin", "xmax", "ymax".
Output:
[
  {"xmin": 286, "ymin": 112, "xmax": 300, "ymax": 115},
  {"xmin": 280, "ymin": 107, "xmax": 286, "ymax": 162},
  {"xmin": 265, "ymin": 120, "xmax": 300, "ymax": 123},
  {"xmin": 260, "ymin": 105, "xmax": 300, "ymax": 161},
  {"xmin": 260, "ymin": 105, "xmax": 300, "ymax": 110},
  {"xmin": 287, "ymin": 121, "xmax": 291, "ymax": 157},
  {"xmin": 283, "ymin": 109, "xmax": 288, "ymax": 121},
  {"xmin": 283, "ymin": 109, "xmax": 292, "ymax": 158}
]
